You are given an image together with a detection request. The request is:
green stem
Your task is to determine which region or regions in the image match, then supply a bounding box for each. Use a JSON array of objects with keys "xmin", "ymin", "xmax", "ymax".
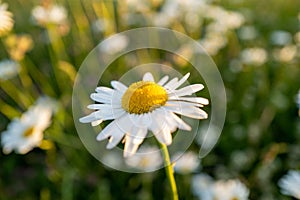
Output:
[{"xmin": 159, "ymin": 143, "xmax": 179, "ymax": 200}]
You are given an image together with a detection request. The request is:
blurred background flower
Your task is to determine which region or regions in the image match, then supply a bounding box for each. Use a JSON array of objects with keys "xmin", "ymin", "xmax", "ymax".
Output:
[{"xmin": 0, "ymin": 1, "xmax": 13, "ymax": 37}]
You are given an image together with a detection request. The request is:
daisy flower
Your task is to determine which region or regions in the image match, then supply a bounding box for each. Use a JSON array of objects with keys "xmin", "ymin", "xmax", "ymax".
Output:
[
  {"xmin": 1, "ymin": 97, "xmax": 56, "ymax": 154},
  {"xmin": 191, "ymin": 173, "xmax": 214, "ymax": 200},
  {"xmin": 212, "ymin": 179, "xmax": 250, "ymax": 200},
  {"xmin": 278, "ymin": 170, "xmax": 300, "ymax": 199},
  {"xmin": 31, "ymin": 4, "xmax": 67, "ymax": 26},
  {"xmin": 0, "ymin": 59, "xmax": 20, "ymax": 81},
  {"xmin": 125, "ymin": 146, "xmax": 163, "ymax": 171},
  {"xmin": 80, "ymin": 72, "xmax": 208, "ymax": 157},
  {"xmin": 240, "ymin": 47, "xmax": 268, "ymax": 66},
  {"xmin": 0, "ymin": 1, "xmax": 14, "ymax": 37},
  {"xmin": 173, "ymin": 151, "xmax": 200, "ymax": 174}
]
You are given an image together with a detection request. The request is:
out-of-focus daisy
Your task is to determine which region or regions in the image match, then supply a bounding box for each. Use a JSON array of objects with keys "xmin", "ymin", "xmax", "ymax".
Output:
[
  {"xmin": 80, "ymin": 72, "xmax": 208, "ymax": 157},
  {"xmin": 99, "ymin": 35, "xmax": 129, "ymax": 55},
  {"xmin": 270, "ymin": 30, "xmax": 292, "ymax": 46},
  {"xmin": 191, "ymin": 173, "xmax": 214, "ymax": 200},
  {"xmin": 31, "ymin": 4, "xmax": 67, "ymax": 26},
  {"xmin": 238, "ymin": 26, "xmax": 258, "ymax": 41},
  {"xmin": 212, "ymin": 179, "xmax": 250, "ymax": 200},
  {"xmin": 272, "ymin": 45, "xmax": 297, "ymax": 63},
  {"xmin": 1, "ymin": 97, "xmax": 56, "ymax": 154},
  {"xmin": 0, "ymin": 1, "xmax": 13, "ymax": 37},
  {"xmin": 240, "ymin": 47, "xmax": 268, "ymax": 66},
  {"xmin": 125, "ymin": 146, "xmax": 163, "ymax": 171},
  {"xmin": 200, "ymin": 33, "xmax": 228, "ymax": 56},
  {"xmin": 278, "ymin": 170, "xmax": 300, "ymax": 199},
  {"xmin": 173, "ymin": 151, "xmax": 200, "ymax": 174},
  {"xmin": 0, "ymin": 59, "xmax": 20, "ymax": 81},
  {"xmin": 4, "ymin": 34, "xmax": 33, "ymax": 61}
]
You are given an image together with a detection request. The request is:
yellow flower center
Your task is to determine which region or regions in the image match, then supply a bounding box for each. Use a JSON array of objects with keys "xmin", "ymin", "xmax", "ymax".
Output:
[
  {"xmin": 122, "ymin": 81, "xmax": 168, "ymax": 114},
  {"xmin": 23, "ymin": 127, "xmax": 35, "ymax": 137}
]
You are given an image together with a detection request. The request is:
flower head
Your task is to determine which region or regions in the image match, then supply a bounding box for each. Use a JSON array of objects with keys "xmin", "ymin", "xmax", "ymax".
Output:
[
  {"xmin": 192, "ymin": 176, "xmax": 249, "ymax": 200},
  {"xmin": 80, "ymin": 72, "xmax": 208, "ymax": 157},
  {"xmin": 31, "ymin": 4, "xmax": 67, "ymax": 26},
  {"xmin": 0, "ymin": 59, "xmax": 20, "ymax": 81},
  {"xmin": 125, "ymin": 146, "xmax": 163, "ymax": 171},
  {"xmin": 0, "ymin": 1, "xmax": 14, "ymax": 37},
  {"xmin": 173, "ymin": 151, "xmax": 200, "ymax": 174},
  {"xmin": 191, "ymin": 173, "xmax": 214, "ymax": 200},
  {"xmin": 278, "ymin": 170, "xmax": 300, "ymax": 199},
  {"xmin": 212, "ymin": 179, "xmax": 250, "ymax": 200},
  {"xmin": 1, "ymin": 97, "xmax": 56, "ymax": 154},
  {"xmin": 240, "ymin": 47, "xmax": 268, "ymax": 66}
]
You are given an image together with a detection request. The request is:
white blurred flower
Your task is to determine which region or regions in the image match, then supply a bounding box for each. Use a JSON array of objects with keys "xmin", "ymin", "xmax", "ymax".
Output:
[
  {"xmin": 238, "ymin": 26, "xmax": 258, "ymax": 41},
  {"xmin": 240, "ymin": 47, "xmax": 268, "ymax": 66},
  {"xmin": 191, "ymin": 173, "xmax": 214, "ymax": 200},
  {"xmin": 91, "ymin": 18, "xmax": 111, "ymax": 34},
  {"xmin": 102, "ymin": 151, "xmax": 123, "ymax": 170},
  {"xmin": 270, "ymin": 30, "xmax": 292, "ymax": 46},
  {"xmin": 221, "ymin": 11, "xmax": 245, "ymax": 30},
  {"xmin": 0, "ymin": 60, "xmax": 20, "ymax": 81},
  {"xmin": 80, "ymin": 72, "xmax": 208, "ymax": 157},
  {"xmin": 0, "ymin": 1, "xmax": 14, "ymax": 37},
  {"xmin": 99, "ymin": 35, "xmax": 129, "ymax": 55},
  {"xmin": 213, "ymin": 179, "xmax": 250, "ymax": 200},
  {"xmin": 200, "ymin": 33, "xmax": 227, "ymax": 56},
  {"xmin": 278, "ymin": 170, "xmax": 300, "ymax": 199},
  {"xmin": 31, "ymin": 4, "xmax": 67, "ymax": 26},
  {"xmin": 272, "ymin": 45, "xmax": 297, "ymax": 63},
  {"xmin": 173, "ymin": 151, "xmax": 200, "ymax": 174},
  {"xmin": 1, "ymin": 97, "xmax": 56, "ymax": 154},
  {"xmin": 125, "ymin": 146, "xmax": 162, "ymax": 171},
  {"xmin": 206, "ymin": 6, "xmax": 244, "ymax": 30}
]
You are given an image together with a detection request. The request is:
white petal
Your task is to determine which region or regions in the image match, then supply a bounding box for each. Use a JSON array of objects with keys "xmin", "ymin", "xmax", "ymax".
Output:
[
  {"xmin": 153, "ymin": 125, "xmax": 172, "ymax": 145},
  {"xmin": 169, "ymin": 112, "xmax": 191, "ymax": 131},
  {"xmin": 111, "ymin": 81, "xmax": 128, "ymax": 93},
  {"xmin": 168, "ymin": 73, "xmax": 190, "ymax": 90},
  {"xmin": 79, "ymin": 112, "xmax": 100, "ymax": 123},
  {"xmin": 164, "ymin": 113, "xmax": 178, "ymax": 133},
  {"xmin": 149, "ymin": 111, "xmax": 172, "ymax": 145},
  {"xmin": 165, "ymin": 106, "xmax": 208, "ymax": 119},
  {"xmin": 123, "ymin": 127, "xmax": 147, "ymax": 157},
  {"xmin": 114, "ymin": 114, "xmax": 134, "ymax": 133},
  {"xmin": 90, "ymin": 93, "xmax": 111, "ymax": 104},
  {"xmin": 157, "ymin": 75, "xmax": 169, "ymax": 86},
  {"xmin": 169, "ymin": 96, "xmax": 209, "ymax": 105},
  {"xmin": 166, "ymin": 100, "xmax": 204, "ymax": 108},
  {"xmin": 80, "ymin": 108, "xmax": 125, "ymax": 123},
  {"xmin": 96, "ymin": 121, "xmax": 126, "ymax": 149},
  {"xmin": 164, "ymin": 77, "xmax": 179, "ymax": 89},
  {"xmin": 123, "ymin": 137, "xmax": 139, "ymax": 157},
  {"xmin": 91, "ymin": 119, "xmax": 103, "ymax": 126},
  {"xmin": 143, "ymin": 72, "xmax": 155, "ymax": 82},
  {"xmin": 168, "ymin": 84, "xmax": 204, "ymax": 97},
  {"xmin": 95, "ymin": 86, "xmax": 114, "ymax": 94},
  {"xmin": 87, "ymin": 104, "xmax": 121, "ymax": 109},
  {"xmin": 106, "ymin": 127, "xmax": 126, "ymax": 149},
  {"xmin": 96, "ymin": 121, "xmax": 116, "ymax": 141},
  {"xmin": 127, "ymin": 126, "xmax": 148, "ymax": 143}
]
